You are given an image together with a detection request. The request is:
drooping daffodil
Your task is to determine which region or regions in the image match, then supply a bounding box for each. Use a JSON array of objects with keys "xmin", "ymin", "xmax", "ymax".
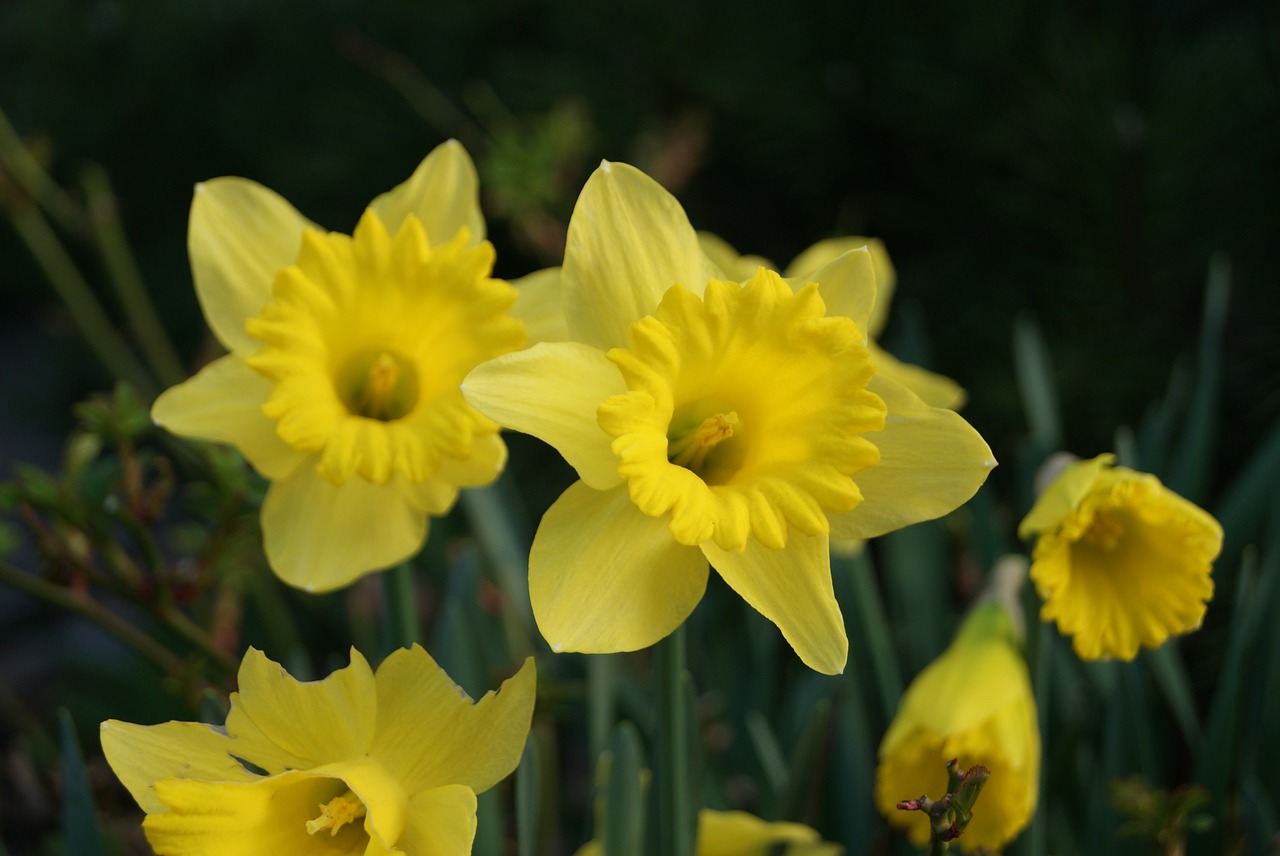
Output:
[
  {"xmin": 875, "ymin": 597, "xmax": 1039, "ymax": 852},
  {"xmin": 101, "ymin": 646, "xmax": 535, "ymax": 856},
  {"xmin": 463, "ymin": 161, "xmax": 995, "ymax": 674},
  {"xmin": 1019, "ymin": 453, "xmax": 1220, "ymax": 660},
  {"xmin": 152, "ymin": 141, "xmax": 526, "ymax": 591}
]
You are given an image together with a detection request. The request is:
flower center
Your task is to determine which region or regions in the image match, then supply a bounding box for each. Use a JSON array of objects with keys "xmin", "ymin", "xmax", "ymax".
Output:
[
  {"xmin": 1083, "ymin": 510, "xmax": 1125, "ymax": 550},
  {"xmin": 597, "ymin": 269, "xmax": 885, "ymax": 551},
  {"xmin": 668, "ymin": 410, "xmax": 740, "ymax": 479},
  {"xmin": 306, "ymin": 789, "xmax": 367, "ymax": 837},
  {"xmin": 243, "ymin": 209, "xmax": 525, "ymax": 486},
  {"xmin": 337, "ymin": 349, "xmax": 419, "ymax": 422}
]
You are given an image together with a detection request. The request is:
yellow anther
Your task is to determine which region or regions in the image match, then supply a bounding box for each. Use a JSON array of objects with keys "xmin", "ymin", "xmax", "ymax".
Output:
[
  {"xmin": 1083, "ymin": 512, "xmax": 1125, "ymax": 551},
  {"xmin": 669, "ymin": 411, "xmax": 739, "ymax": 471},
  {"xmin": 306, "ymin": 791, "xmax": 367, "ymax": 837}
]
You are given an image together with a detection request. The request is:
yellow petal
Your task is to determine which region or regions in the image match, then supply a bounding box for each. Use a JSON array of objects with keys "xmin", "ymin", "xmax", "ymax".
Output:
[
  {"xmin": 261, "ymin": 465, "xmax": 427, "ymax": 592},
  {"xmin": 510, "ymin": 266, "xmax": 570, "ymax": 345},
  {"xmin": 867, "ymin": 342, "xmax": 967, "ymax": 411},
  {"xmin": 785, "ymin": 244, "xmax": 877, "ymax": 336},
  {"xmin": 695, "ymin": 231, "xmax": 773, "ymax": 281},
  {"xmin": 702, "ymin": 530, "xmax": 847, "ymax": 675},
  {"xmin": 368, "ymin": 139, "xmax": 485, "ymax": 245},
  {"xmin": 462, "ymin": 342, "xmax": 624, "ymax": 490},
  {"xmin": 563, "ymin": 161, "xmax": 719, "ymax": 350},
  {"xmin": 698, "ymin": 810, "xmax": 819, "ymax": 856},
  {"xmin": 370, "ymin": 648, "xmax": 535, "ymax": 794},
  {"xmin": 432, "ymin": 431, "xmax": 508, "ymax": 489},
  {"xmin": 189, "ymin": 178, "xmax": 314, "ymax": 356},
  {"xmin": 1017, "ymin": 453, "xmax": 1114, "ymax": 539},
  {"xmin": 223, "ymin": 648, "xmax": 377, "ymax": 774},
  {"xmin": 530, "ymin": 481, "xmax": 709, "ymax": 653},
  {"xmin": 151, "ymin": 355, "xmax": 307, "ymax": 480},
  {"xmin": 784, "ymin": 237, "xmax": 896, "ymax": 337},
  {"xmin": 395, "ymin": 785, "xmax": 479, "ymax": 856},
  {"xmin": 99, "ymin": 720, "xmax": 258, "ymax": 815},
  {"xmin": 879, "ymin": 603, "xmax": 1025, "ymax": 753},
  {"xmin": 829, "ymin": 374, "xmax": 996, "ymax": 541}
]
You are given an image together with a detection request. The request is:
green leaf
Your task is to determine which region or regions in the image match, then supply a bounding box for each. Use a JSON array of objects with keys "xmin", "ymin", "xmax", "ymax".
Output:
[
  {"xmin": 603, "ymin": 721, "xmax": 646, "ymax": 856},
  {"xmin": 58, "ymin": 708, "xmax": 105, "ymax": 856},
  {"xmin": 516, "ymin": 736, "xmax": 540, "ymax": 856},
  {"xmin": 1013, "ymin": 315, "xmax": 1063, "ymax": 452},
  {"xmin": 1165, "ymin": 254, "xmax": 1229, "ymax": 503}
]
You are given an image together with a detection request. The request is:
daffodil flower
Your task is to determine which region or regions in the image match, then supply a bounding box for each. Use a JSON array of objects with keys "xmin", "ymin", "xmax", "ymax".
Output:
[
  {"xmin": 152, "ymin": 141, "xmax": 526, "ymax": 591},
  {"xmin": 1019, "ymin": 453, "xmax": 1220, "ymax": 660},
  {"xmin": 875, "ymin": 600, "xmax": 1039, "ymax": 852},
  {"xmin": 574, "ymin": 809, "xmax": 841, "ymax": 856},
  {"xmin": 101, "ymin": 646, "xmax": 535, "ymax": 856},
  {"xmin": 697, "ymin": 232, "xmax": 966, "ymax": 411},
  {"xmin": 463, "ymin": 162, "xmax": 995, "ymax": 674}
]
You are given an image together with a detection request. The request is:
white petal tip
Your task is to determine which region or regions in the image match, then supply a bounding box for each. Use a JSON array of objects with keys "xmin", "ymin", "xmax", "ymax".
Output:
[
  {"xmin": 194, "ymin": 182, "xmax": 207, "ymax": 194},
  {"xmin": 984, "ymin": 459, "xmax": 998, "ymax": 469},
  {"xmin": 599, "ymin": 160, "xmax": 612, "ymax": 173},
  {"xmin": 551, "ymin": 643, "xmax": 564, "ymax": 653}
]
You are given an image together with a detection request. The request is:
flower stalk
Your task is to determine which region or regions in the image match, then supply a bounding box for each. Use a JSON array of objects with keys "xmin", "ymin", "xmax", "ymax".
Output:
[{"xmin": 654, "ymin": 623, "xmax": 695, "ymax": 856}]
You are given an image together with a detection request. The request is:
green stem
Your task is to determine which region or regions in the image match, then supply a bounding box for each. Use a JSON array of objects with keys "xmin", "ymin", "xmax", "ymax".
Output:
[
  {"xmin": 0, "ymin": 560, "xmax": 185, "ymax": 678},
  {"xmin": 82, "ymin": 164, "xmax": 186, "ymax": 387},
  {"xmin": 654, "ymin": 624, "xmax": 695, "ymax": 856},
  {"xmin": 155, "ymin": 602, "xmax": 239, "ymax": 676},
  {"xmin": 7, "ymin": 203, "xmax": 156, "ymax": 397},
  {"xmin": 385, "ymin": 562, "xmax": 420, "ymax": 648},
  {"xmin": 587, "ymin": 653, "xmax": 617, "ymax": 763}
]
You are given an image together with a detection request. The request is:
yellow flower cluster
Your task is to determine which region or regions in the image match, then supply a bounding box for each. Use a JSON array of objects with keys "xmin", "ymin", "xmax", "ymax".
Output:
[{"xmin": 107, "ymin": 138, "xmax": 1228, "ymax": 856}]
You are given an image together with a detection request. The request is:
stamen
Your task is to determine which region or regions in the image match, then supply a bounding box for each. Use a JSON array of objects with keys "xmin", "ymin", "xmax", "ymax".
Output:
[
  {"xmin": 356, "ymin": 353, "xmax": 401, "ymax": 421},
  {"xmin": 306, "ymin": 790, "xmax": 367, "ymax": 837},
  {"xmin": 1083, "ymin": 512, "xmax": 1124, "ymax": 550},
  {"xmin": 669, "ymin": 411, "xmax": 739, "ymax": 472},
  {"xmin": 338, "ymin": 349, "xmax": 420, "ymax": 422}
]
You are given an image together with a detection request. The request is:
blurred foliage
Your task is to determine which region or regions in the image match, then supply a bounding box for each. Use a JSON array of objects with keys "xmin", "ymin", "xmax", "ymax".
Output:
[{"xmin": 1, "ymin": 1, "xmax": 1278, "ymax": 855}]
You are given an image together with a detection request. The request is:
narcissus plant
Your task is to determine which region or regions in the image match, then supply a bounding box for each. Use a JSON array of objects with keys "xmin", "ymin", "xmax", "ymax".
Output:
[
  {"xmin": 101, "ymin": 646, "xmax": 535, "ymax": 856},
  {"xmin": 152, "ymin": 141, "xmax": 525, "ymax": 591},
  {"xmin": 1019, "ymin": 453, "xmax": 1220, "ymax": 660},
  {"xmin": 875, "ymin": 599, "xmax": 1039, "ymax": 852},
  {"xmin": 463, "ymin": 161, "xmax": 995, "ymax": 675}
]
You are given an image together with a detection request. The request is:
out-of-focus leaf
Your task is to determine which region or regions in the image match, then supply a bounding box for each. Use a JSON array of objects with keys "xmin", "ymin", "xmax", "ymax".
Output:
[
  {"xmin": 58, "ymin": 708, "xmax": 105, "ymax": 856},
  {"xmin": 603, "ymin": 721, "xmax": 646, "ymax": 856},
  {"xmin": 1013, "ymin": 315, "xmax": 1064, "ymax": 452},
  {"xmin": 516, "ymin": 736, "xmax": 540, "ymax": 856},
  {"xmin": 1166, "ymin": 255, "xmax": 1229, "ymax": 504}
]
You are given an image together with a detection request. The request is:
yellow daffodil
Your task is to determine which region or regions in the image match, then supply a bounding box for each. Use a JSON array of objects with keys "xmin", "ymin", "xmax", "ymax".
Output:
[
  {"xmin": 101, "ymin": 646, "xmax": 535, "ymax": 856},
  {"xmin": 462, "ymin": 162, "xmax": 995, "ymax": 674},
  {"xmin": 574, "ymin": 809, "xmax": 841, "ymax": 856},
  {"xmin": 875, "ymin": 600, "xmax": 1039, "ymax": 852},
  {"xmin": 1018, "ymin": 453, "xmax": 1221, "ymax": 661},
  {"xmin": 152, "ymin": 141, "xmax": 525, "ymax": 591},
  {"xmin": 697, "ymin": 232, "xmax": 965, "ymax": 411}
]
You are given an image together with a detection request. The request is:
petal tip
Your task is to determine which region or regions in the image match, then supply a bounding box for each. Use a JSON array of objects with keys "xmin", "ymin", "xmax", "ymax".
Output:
[
  {"xmin": 599, "ymin": 159, "xmax": 613, "ymax": 173},
  {"xmin": 551, "ymin": 642, "xmax": 564, "ymax": 653}
]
